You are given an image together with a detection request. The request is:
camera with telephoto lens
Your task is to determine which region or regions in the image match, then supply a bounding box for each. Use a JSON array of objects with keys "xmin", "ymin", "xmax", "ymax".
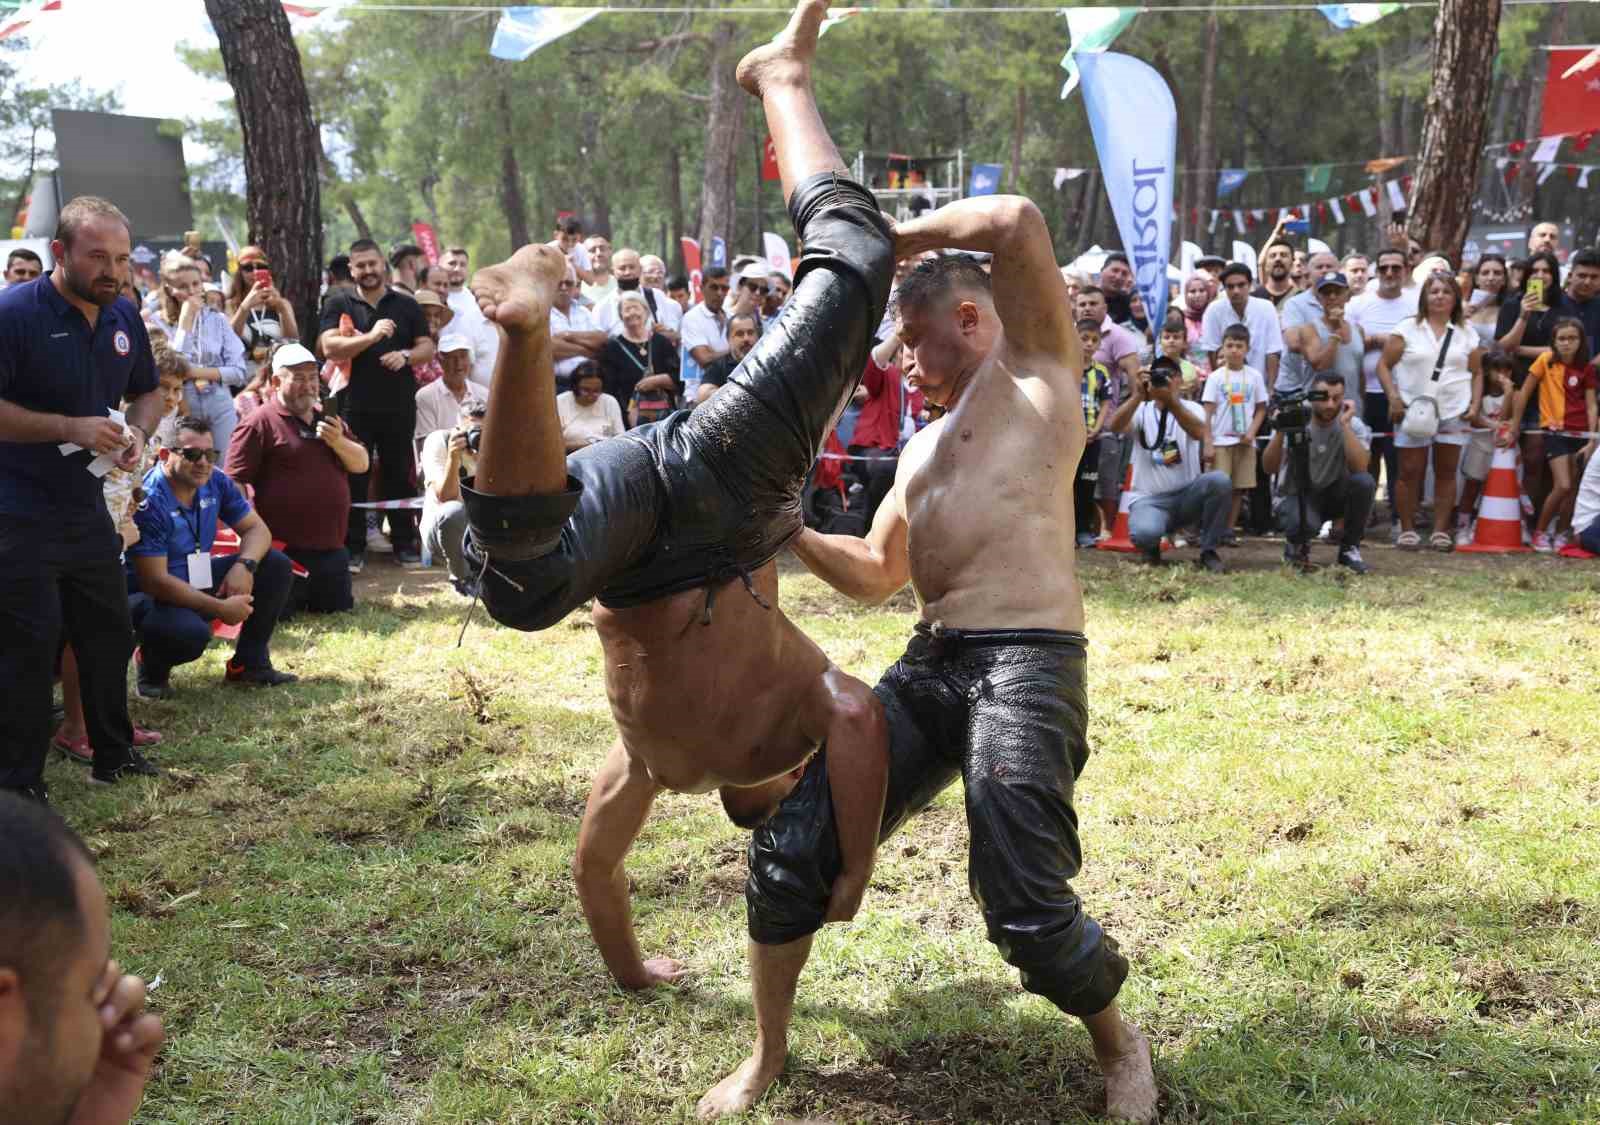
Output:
[
  {"xmin": 465, "ymin": 427, "xmax": 483, "ymax": 453},
  {"xmin": 1270, "ymin": 387, "xmax": 1329, "ymax": 434},
  {"xmin": 1146, "ymin": 356, "xmax": 1181, "ymax": 390}
]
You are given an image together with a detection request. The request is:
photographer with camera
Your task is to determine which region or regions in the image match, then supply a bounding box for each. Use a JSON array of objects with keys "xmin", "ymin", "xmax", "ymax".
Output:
[
  {"xmin": 1107, "ymin": 356, "xmax": 1231, "ymax": 573},
  {"xmin": 223, "ymin": 344, "xmax": 369, "ymax": 615},
  {"xmin": 419, "ymin": 395, "xmax": 487, "ymax": 596},
  {"xmin": 1263, "ymin": 373, "xmax": 1376, "ymax": 573}
]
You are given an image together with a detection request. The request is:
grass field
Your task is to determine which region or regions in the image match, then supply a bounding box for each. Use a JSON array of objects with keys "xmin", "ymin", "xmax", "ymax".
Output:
[{"xmin": 48, "ymin": 543, "xmax": 1600, "ymax": 1124}]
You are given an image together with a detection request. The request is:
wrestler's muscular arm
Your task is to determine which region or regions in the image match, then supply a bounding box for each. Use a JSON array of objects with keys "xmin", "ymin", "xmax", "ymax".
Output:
[
  {"xmin": 791, "ymin": 480, "xmax": 911, "ymax": 603},
  {"xmin": 796, "ymin": 668, "xmax": 889, "ymax": 923},
  {"xmin": 895, "ymin": 195, "xmax": 1083, "ymax": 398},
  {"xmin": 572, "ymin": 742, "xmax": 687, "ymax": 990}
]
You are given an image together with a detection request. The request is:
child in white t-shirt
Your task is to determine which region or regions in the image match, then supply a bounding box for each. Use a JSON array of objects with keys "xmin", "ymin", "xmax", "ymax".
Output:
[{"xmin": 1200, "ymin": 324, "xmax": 1268, "ymax": 545}]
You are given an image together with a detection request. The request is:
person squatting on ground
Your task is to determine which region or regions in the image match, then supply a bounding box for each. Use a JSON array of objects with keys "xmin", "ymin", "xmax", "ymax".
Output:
[
  {"xmin": 719, "ymin": 6, "xmax": 1158, "ymax": 1116},
  {"xmin": 455, "ymin": 0, "xmax": 894, "ymax": 1086}
]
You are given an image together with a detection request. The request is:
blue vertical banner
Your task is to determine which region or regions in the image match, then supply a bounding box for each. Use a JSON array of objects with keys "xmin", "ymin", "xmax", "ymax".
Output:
[
  {"xmin": 709, "ymin": 237, "xmax": 728, "ymax": 270},
  {"xmin": 1077, "ymin": 51, "xmax": 1176, "ymax": 333},
  {"xmin": 968, "ymin": 163, "xmax": 1004, "ymax": 196}
]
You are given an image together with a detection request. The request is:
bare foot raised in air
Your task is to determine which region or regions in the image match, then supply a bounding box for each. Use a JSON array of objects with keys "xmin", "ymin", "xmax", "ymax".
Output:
[
  {"xmin": 469, "ymin": 243, "xmax": 566, "ymax": 333},
  {"xmin": 1099, "ymin": 1022, "xmax": 1158, "ymax": 1123},
  {"xmin": 736, "ymin": 0, "xmax": 830, "ymax": 98},
  {"xmin": 694, "ymin": 1049, "xmax": 786, "ymax": 1119}
]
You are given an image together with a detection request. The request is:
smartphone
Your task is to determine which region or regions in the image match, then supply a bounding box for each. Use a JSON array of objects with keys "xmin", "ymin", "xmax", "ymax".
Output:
[
  {"xmin": 1392, "ymin": 208, "xmax": 1407, "ymax": 225},
  {"xmin": 1528, "ymin": 278, "xmax": 1545, "ymax": 308},
  {"xmin": 254, "ymin": 269, "xmax": 272, "ymax": 289}
]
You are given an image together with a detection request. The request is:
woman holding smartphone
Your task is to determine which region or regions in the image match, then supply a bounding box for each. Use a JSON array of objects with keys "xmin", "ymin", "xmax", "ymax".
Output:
[
  {"xmin": 1495, "ymin": 249, "xmax": 1565, "ymax": 524},
  {"xmin": 226, "ymin": 244, "xmax": 299, "ymax": 383},
  {"xmin": 149, "ymin": 251, "xmax": 247, "ymax": 455}
]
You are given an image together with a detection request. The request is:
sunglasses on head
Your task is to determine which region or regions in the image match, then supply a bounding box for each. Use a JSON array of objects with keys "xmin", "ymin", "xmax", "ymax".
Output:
[{"xmin": 175, "ymin": 447, "xmax": 220, "ymax": 464}]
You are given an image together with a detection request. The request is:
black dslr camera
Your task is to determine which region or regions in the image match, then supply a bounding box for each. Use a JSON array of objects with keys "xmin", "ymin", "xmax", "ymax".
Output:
[
  {"xmin": 1271, "ymin": 387, "xmax": 1329, "ymax": 435},
  {"xmin": 1146, "ymin": 356, "xmax": 1182, "ymax": 390},
  {"xmin": 465, "ymin": 426, "xmax": 484, "ymax": 453}
]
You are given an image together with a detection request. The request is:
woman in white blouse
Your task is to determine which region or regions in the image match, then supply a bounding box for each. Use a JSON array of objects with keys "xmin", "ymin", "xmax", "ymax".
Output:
[
  {"xmin": 556, "ymin": 362, "xmax": 626, "ymax": 453},
  {"xmin": 1376, "ymin": 272, "xmax": 1484, "ymax": 552},
  {"xmin": 147, "ymin": 251, "xmax": 247, "ymax": 455}
]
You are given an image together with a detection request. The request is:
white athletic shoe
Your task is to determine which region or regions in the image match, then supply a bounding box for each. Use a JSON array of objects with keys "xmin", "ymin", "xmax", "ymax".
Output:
[{"xmin": 366, "ymin": 528, "xmax": 393, "ymax": 553}]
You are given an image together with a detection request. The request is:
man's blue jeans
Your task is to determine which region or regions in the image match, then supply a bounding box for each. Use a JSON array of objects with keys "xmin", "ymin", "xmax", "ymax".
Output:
[
  {"xmin": 1128, "ymin": 471, "xmax": 1232, "ymax": 553},
  {"xmin": 130, "ymin": 548, "xmax": 293, "ymax": 679}
]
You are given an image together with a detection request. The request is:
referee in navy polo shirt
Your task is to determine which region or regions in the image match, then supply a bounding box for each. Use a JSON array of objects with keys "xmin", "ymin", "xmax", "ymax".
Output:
[{"xmin": 0, "ymin": 196, "xmax": 168, "ymax": 802}]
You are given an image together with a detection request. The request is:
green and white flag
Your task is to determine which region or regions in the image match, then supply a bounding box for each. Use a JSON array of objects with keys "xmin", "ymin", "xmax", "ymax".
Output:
[{"xmin": 1059, "ymin": 8, "xmax": 1138, "ymax": 100}]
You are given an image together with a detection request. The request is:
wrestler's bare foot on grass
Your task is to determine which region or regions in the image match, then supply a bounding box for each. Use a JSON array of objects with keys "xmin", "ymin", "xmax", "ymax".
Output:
[
  {"xmin": 1097, "ymin": 1022, "xmax": 1157, "ymax": 1123},
  {"xmin": 469, "ymin": 243, "xmax": 565, "ymax": 334},
  {"xmin": 695, "ymin": 1050, "xmax": 786, "ymax": 1119},
  {"xmin": 736, "ymin": 0, "xmax": 829, "ymax": 97}
]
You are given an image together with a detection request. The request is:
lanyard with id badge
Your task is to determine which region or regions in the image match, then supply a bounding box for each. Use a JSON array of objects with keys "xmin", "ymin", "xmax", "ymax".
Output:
[
  {"xmin": 179, "ymin": 500, "xmax": 214, "ymax": 590},
  {"xmin": 1139, "ymin": 407, "xmax": 1183, "ymax": 467}
]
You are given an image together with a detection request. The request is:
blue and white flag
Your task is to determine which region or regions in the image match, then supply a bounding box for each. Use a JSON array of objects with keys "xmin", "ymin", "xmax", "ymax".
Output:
[
  {"xmin": 1317, "ymin": 3, "xmax": 1400, "ymax": 29},
  {"xmin": 969, "ymin": 163, "xmax": 1004, "ymax": 196},
  {"xmin": 490, "ymin": 6, "xmax": 601, "ymax": 61},
  {"xmin": 709, "ymin": 237, "xmax": 727, "ymax": 270},
  {"xmin": 1078, "ymin": 51, "xmax": 1176, "ymax": 333},
  {"xmin": 1216, "ymin": 169, "xmax": 1248, "ymax": 198}
]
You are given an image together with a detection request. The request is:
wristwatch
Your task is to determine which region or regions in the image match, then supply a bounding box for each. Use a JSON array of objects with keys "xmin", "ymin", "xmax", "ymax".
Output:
[{"xmin": 236, "ymin": 557, "xmax": 259, "ymax": 574}]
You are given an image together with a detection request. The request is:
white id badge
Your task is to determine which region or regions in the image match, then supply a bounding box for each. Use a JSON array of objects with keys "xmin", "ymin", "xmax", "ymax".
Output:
[{"xmin": 186, "ymin": 551, "xmax": 214, "ymax": 590}]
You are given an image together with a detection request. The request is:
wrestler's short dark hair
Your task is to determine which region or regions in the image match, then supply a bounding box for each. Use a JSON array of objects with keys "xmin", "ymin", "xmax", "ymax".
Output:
[
  {"xmin": 0, "ymin": 794, "xmax": 94, "ymax": 1023},
  {"xmin": 894, "ymin": 254, "xmax": 993, "ymax": 317}
]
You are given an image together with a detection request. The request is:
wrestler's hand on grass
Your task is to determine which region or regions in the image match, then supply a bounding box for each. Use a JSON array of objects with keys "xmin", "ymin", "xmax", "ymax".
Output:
[
  {"xmin": 824, "ymin": 869, "xmax": 870, "ymax": 924},
  {"xmin": 620, "ymin": 956, "xmax": 688, "ymax": 990}
]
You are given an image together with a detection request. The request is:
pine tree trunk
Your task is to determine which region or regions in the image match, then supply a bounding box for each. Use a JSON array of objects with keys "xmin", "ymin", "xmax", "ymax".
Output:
[
  {"xmin": 1008, "ymin": 85, "xmax": 1026, "ymax": 193},
  {"xmin": 202, "ymin": 0, "xmax": 322, "ymax": 345},
  {"xmin": 1194, "ymin": 13, "xmax": 1220, "ymax": 244},
  {"xmin": 667, "ymin": 145, "xmax": 686, "ymax": 271},
  {"xmin": 496, "ymin": 85, "xmax": 532, "ymax": 250},
  {"xmin": 697, "ymin": 20, "xmax": 746, "ymax": 252},
  {"xmin": 1409, "ymin": 0, "xmax": 1502, "ymax": 261}
]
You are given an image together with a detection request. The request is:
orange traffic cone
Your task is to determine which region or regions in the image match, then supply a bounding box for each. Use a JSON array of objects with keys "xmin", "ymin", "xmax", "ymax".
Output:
[
  {"xmin": 1458, "ymin": 446, "xmax": 1530, "ymax": 554},
  {"xmin": 1097, "ymin": 465, "xmax": 1140, "ymax": 553}
]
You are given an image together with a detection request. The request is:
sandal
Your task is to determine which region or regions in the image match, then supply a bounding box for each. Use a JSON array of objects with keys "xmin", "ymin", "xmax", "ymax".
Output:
[
  {"xmin": 52, "ymin": 733, "xmax": 93, "ymax": 765},
  {"xmin": 1429, "ymin": 531, "xmax": 1455, "ymax": 552},
  {"xmin": 1395, "ymin": 530, "xmax": 1422, "ymax": 551}
]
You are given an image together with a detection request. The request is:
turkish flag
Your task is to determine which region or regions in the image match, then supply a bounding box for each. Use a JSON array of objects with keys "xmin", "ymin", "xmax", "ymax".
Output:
[
  {"xmin": 761, "ymin": 135, "xmax": 780, "ymax": 182},
  {"xmin": 1541, "ymin": 48, "xmax": 1600, "ymax": 136}
]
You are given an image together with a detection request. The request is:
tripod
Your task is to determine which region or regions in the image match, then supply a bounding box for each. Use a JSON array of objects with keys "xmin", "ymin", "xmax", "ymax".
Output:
[{"xmin": 1282, "ymin": 424, "xmax": 1316, "ymax": 571}]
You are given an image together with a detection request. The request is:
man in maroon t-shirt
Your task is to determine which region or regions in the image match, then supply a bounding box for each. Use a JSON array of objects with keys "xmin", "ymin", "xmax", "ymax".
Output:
[{"xmin": 222, "ymin": 343, "xmax": 371, "ymax": 614}]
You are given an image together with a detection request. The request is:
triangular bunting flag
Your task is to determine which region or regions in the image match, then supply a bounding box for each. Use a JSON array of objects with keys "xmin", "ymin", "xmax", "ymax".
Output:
[
  {"xmin": 491, "ymin": 7, "xmax": 602, "ymax": 61},
  {"xmin": 1059, "ymin": 8, "xmax": 1139, "ymax": 99},
  {"xmin": 1532, "ymin": 135, "xmax": 1564, "ymax": 163},
  {"xmin": 1303, "ymin": 164, "xmax": 1332, "ymax": 193},
  {"xmin": 0, "ymin": 0, "xmax": 63, "ymax": 42},
  {"xmin": 817, "ymin": 7, "xmax": 860, "ymax": 38},
  {"xmin": 1538, "ymin": 164, "xmax": 1559, "ymax": 185},
  {"xmin": 1580, "ymin": 167, "xmax": 1594, "ymax": 189},
  {"xmin": 1329, "ymin": 198, "xmax": 1345, "ymax": 224},
  {"xmin": 1232, "ymin": 210, "xmax": 1246, "ymax": 231},
  {"xmin": 1386, "ymin": 179, "xmax": 1407, "ymax": 211},
  {"xmin": 1358, "ymin": 189, "xmax": 1377, "ymax": 218},
  {"xmin": 1317, "ymin": 3, "xmax": 1401, "ymax": 30}
]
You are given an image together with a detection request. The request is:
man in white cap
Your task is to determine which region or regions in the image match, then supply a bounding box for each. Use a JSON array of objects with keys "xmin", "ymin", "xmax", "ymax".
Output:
[
  {"xmin": 414, "ymin": 333, "xmax": 481, "ymax": 441},
  {"xmin": 222, "ymin": 342, "xmax": 370, "ymax": 614}
]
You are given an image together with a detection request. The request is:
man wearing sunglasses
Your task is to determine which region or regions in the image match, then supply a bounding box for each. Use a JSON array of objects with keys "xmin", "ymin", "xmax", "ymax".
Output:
[{"xmin": 127, "ymin": 417, "xmax": 297, "ymax": 700}]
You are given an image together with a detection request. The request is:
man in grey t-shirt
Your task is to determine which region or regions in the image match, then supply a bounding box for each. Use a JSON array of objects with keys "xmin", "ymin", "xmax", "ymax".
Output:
[
  {"xmin": 1262, "ymin": 371, "xmax": 1376, "ymax": 573},
  {"xmin": 1279, "ymin": 268, "xmax": 1363, "ymax": 402}
]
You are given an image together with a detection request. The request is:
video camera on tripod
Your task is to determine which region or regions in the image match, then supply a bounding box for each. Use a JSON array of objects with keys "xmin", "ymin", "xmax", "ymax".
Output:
[{"xmin": 1270, "ymin": 386, "xmax": 1332, "ymax": 437}]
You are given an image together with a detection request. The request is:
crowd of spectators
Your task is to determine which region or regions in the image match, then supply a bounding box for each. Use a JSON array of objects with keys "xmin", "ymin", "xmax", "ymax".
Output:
[
  {"xmin": 4, "ymin": 193, "xmax": 1599, "ymax": 812},
  {"xmin": 1053, "ymin": 221, "xmax": 1600, "ymax": 572}
]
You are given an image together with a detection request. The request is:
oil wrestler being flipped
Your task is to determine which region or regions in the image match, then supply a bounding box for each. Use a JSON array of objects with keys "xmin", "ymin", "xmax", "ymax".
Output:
[
  {"xmin": 459, "ymin": 3, "xmax": 896, "ymax": 991},
  {"xmin": 696, "ymin": 8, "xmax": 1158, "ymax": 1122}
]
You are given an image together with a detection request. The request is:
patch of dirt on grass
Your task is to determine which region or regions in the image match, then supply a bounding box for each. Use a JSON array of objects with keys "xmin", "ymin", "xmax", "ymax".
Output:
[
  {"xmin": 790, "ymin": 1031, "xmax": 1112, "ymax": 1124},
  {"xmin": 1456, "ymin": 957, "xmax": 1559, "ymax": 1019}
]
